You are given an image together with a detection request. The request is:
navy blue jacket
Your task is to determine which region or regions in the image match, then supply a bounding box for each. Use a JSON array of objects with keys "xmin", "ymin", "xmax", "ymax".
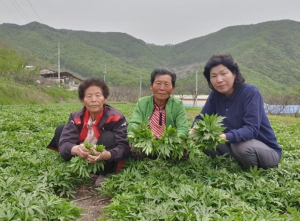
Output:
[{"xmin": 193, "ymin": 83, "xmax": 282, "ymax": 157}]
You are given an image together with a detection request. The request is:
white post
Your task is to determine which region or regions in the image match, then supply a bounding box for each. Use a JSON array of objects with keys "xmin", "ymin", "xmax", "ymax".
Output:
[
  {"xmin": 139, "ymin": 76, "xmax": 142, "ymax": 98},
  {"xmin": 103, "ymin": 61, "xmax": 107, "ymax": 82},
  {"xmin": 58, "ymin": 42, "xmax": 60, "ymax": 83},
  {"xmin": 195, "ymin": 70, "xmax": 198, "ymax": 107}
]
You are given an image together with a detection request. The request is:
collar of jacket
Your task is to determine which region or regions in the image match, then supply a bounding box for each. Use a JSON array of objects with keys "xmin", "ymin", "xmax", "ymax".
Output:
[
  {"xmin": 76, "ymin": 105, "xmax": 111, "ymax": 136},
  {"xmin": 147, "ymin": 95, "xmax": 173, "ymax": 124}
]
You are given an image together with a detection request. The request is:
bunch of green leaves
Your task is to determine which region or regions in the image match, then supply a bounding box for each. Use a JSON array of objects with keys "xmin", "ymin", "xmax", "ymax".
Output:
[
  {"xmin": 127, "ymin": 121, "xmax": 154, "ymax": 155},
  {"xmin": 155, "ymin": 126, "xmax": 187, "ymax": 159},
  {"xmin": 189, "ymin": 114, "xmax": 227, "ymax": 151},
  {"xmin": 68, "ymin": 141, "xmax": 105, "ymax": 178},
  {"xmin": 83, "ymin": 141, "xmax": 93, "ymax": 150},
  {"xmin": 95, "ymin": 144, "xmax": 105, "ymax": 152},
  {"xmin": 128, "ymin": 122, "xmax": 190, "ymax": 159}
]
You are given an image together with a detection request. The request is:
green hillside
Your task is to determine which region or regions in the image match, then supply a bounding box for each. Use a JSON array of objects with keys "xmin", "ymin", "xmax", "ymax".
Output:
[
  {"xmin": 0, "ymin": 77, "xmax": 77, "ymax": 105},
  {"xmin": 171, "ymin": 20, "xmax": 300, "ymax": 95},
  {"xmin": 67, "ymin": 30, "xmax": 169, "ymax": 69},
  {"xmin": 0, "ymin": 22, "xmax": 150, "ymax": 88},
  {"xmin": 0, "ymin": 20, "xmax": 300, "ymax": 95},
  {"xmin": 0, "ymin": 46, "xmax": 78, "ymax": 105}
]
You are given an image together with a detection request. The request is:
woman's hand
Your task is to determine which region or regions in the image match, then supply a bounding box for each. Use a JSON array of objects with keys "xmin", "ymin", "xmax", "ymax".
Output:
[
  {"xmin": 219, "ymin": 134, "xmax": 226, "ymax": 139},
  {"xmin": 188, "ymin": 125, "xmax": 198, "ymax": 135},
  {"xmin": 87, "ymin": 150, "xmax": 112, "ymax": 163},
  {"xmin": 71, "ymin": 144, "xmax": 89, "ymax": 158}
]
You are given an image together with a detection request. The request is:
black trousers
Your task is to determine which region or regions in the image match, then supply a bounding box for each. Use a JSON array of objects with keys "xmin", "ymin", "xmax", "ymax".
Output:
[
  {"xmin": 48, "ymin": 125, "xmax": 118, "ymax": 175},
  {"xmin": 203, "ymin": 143, "xmax": 232, "ymax": 159}
]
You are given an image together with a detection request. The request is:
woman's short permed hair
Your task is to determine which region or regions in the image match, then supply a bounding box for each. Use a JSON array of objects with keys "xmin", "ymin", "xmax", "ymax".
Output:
[
  {"xmin": 78, "ymin": 78, "xmax": 109, "ymax": 100},
  {"xmin": 203, "ymin": 54, "xmax": 245, "ymax": 91},
  {"xmin": 150, "ymin": 68, "xmax": 176, "ymax": 87}
]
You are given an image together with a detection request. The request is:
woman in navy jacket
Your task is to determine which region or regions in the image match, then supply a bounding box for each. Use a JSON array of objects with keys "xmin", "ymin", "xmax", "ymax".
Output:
[{"xmin": 190, "ymin": 55, "xmax": 281, "ymax": 169}]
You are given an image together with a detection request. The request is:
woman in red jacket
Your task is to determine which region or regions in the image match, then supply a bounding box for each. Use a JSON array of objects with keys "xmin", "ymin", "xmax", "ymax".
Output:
[{"xmin": 47, "ymin": 78, "xmax": 130, "ymax": 186}]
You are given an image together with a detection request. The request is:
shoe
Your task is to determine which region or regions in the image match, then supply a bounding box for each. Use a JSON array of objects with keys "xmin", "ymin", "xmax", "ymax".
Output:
[{"xmin": 94, "ymin": 175, "xmax": 105, "ymax": 187}]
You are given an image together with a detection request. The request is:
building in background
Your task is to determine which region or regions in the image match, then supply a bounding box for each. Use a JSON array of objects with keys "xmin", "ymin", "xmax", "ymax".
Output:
[
  {"xmin": 40, "ymin": 68, "xmax": 83, "ymax": 85},
  {"xmin": 173, "ymin": 95, "xmax": 208, "ymax": 107}
]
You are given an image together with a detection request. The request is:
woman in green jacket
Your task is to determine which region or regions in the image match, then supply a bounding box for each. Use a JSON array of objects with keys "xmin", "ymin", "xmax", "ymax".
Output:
[{"xmin": 128, "ymin": 68, "xmax": 189, "ymax": 158}]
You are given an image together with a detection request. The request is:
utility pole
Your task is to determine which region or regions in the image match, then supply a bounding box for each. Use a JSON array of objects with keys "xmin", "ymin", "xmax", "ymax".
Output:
[
  {"xmin": 139, "ymin": 76, "xmax": 142, "ymax": 98},
  {"xmin": 58, "ymin": 42, "xmax": 60, "ymax": 84},
  {"xmin": 195, "ymin": 70, "xmax": 198, "ymax": 107},
  {"xmin": 103, "ymin": 61, "xmax": 107, "ymax": 82}
]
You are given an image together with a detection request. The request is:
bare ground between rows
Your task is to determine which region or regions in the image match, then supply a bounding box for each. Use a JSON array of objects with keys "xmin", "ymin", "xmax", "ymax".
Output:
[{"xmin": 71, "ymin": 184, "xmax": 110, "ymax": 221}]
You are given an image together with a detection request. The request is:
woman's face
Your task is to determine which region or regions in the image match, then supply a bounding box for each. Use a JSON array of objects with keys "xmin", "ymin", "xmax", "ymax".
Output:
[
  {"xmin": 210, "ymin": 64, "xmax": 236, "ymax": 96},
  {"xmin": 81, "ymin": 86, "xmax": 107, "ymax": 116},
  {"xmin": 150, "ymin": 74, "xmax": 175, "ymax": 104}
]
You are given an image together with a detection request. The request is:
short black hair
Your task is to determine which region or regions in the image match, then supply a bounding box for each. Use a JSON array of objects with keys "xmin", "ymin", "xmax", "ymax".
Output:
[
  {"xmin": 203, "ymin": 54, "xmax": 245, "ymax": 91},
  {"xmin": 78, "ymin": 78, "xmax": 109, "ymax": 100},
  {"xmin": 150, "ymin": 68, "xmax": 176, "ymax": 87}
]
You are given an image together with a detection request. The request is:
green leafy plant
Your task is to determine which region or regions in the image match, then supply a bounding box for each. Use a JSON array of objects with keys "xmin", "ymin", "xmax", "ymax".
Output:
[
  {"xmin": 155, "ymin": 126, "xmax": 187, "ymax": 159},
  {"xmin": 128, "ymin": 122, "xmax": 191, "ymax": 159},
  {"xmin": 68, "ymin": 141, "xmax": 105, "ymax": 178},
  {"xmin": 95, "ymin": 144, "xmax": 105, "ymax": 152},
  {"xmin": 83, "ymin": 141, "xmax": 93, "ymax": 150},
  {"xmin": 128, "ymin": 115, "xmax": 227, "ymax": 159},
  {"xmin": 189, "ymin": 114, "xmax": 227, "ymax": 151},
  {"xmin": 127, "ymin": 121, "xmax": 154, "ymax": 156}
]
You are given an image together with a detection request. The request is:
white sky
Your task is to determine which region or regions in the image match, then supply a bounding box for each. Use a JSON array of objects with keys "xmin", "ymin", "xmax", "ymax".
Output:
[{"xmin": 1, "ymin": 0, "xmax": 300, "ymax": 45}]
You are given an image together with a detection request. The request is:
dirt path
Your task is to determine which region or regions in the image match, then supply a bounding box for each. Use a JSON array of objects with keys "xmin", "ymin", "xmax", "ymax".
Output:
[{"xmin": 71, "ymin": 185, "xmax": 110, "ymax": 221}]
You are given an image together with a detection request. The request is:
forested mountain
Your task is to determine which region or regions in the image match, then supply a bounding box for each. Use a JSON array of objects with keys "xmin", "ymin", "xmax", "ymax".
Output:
[{"xmin": 1, "ymin": 20, "xmax": 300, "ymax": 95}]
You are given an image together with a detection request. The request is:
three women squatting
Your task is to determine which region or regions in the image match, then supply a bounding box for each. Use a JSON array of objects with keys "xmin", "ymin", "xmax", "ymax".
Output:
[{"xmin": 47, "ymin": 54, "xmax": 282, "ymax": 186}]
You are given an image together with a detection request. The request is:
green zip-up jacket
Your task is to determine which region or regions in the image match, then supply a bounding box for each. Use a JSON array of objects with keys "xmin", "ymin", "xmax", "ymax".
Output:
[{"xmin": 128, "ymin": 95, "xmax": 189, "ymax": 137}]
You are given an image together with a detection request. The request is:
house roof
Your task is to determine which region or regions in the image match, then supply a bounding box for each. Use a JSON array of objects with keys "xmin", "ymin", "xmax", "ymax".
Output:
[{"xmin": 40, "ymin": 69, "xmax": 83, "ymax": 81}]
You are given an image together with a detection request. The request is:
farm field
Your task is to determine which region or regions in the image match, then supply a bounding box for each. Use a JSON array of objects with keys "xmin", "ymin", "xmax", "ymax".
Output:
[{"xmin": 0, "ymin": 103, "xmax": 300, "ymax": 220}]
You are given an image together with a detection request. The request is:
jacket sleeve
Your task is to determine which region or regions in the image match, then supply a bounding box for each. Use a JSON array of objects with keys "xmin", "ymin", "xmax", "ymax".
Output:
[
  {"xmin": 108, "ymin": 115, "xmax": 130, "ymax": 161},
  {"xmin": 127, "ymin": 99, "xmax": 145, "ymax": 132},
  {"xmin": 174, "ymin": 100, "xmax": 189, "ymax": 137},
  {"xmin": 58, "ymin": 114, "xmax": 80, "ymax": 161}
]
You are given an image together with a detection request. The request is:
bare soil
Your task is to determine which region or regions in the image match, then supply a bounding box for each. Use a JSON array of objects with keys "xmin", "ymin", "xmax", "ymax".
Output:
[{"xmin": 71, "ymin": 184, "xmax": 110, "ymax": 221}]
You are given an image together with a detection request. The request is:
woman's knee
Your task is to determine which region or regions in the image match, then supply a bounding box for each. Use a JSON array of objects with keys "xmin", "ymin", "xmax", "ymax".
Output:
[
  {"xmin": 231, "ymin": 141, "xmax": 253, "ymax": 157},
  {"xmin": 55, "ymin": 125, "xmax": 65, "ymax": 135},
  {"xmin": 97, "ymin": 131, "xmax": 117, "ymax": 150},
  {"xmin": 53, "ymin": 124, "xmax": 65, "ymax": 146}
]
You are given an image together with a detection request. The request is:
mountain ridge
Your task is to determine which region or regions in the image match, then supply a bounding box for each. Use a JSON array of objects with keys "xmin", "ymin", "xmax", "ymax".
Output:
[{"xmin": 0, "ymin": 19, "xmax": 299, "ymax": 95}]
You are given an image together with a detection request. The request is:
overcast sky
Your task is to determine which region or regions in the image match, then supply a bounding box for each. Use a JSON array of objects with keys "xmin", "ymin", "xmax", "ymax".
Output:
[{"xmin": 1, "ymin": 0, "xmax": 300, "ymax": 45}]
